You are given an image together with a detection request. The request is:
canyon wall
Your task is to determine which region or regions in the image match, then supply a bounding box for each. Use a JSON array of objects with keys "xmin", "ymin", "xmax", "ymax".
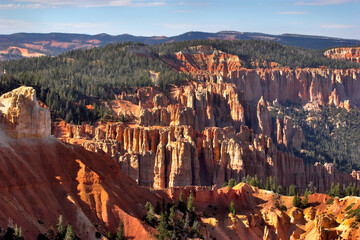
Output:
[
  {"xmin": 164, "ymin": 48, "xmax": 360, "ymax": 108},
  {"xmin": 53, "ymin": 121, "xmax": 360, "ymax": 193}
]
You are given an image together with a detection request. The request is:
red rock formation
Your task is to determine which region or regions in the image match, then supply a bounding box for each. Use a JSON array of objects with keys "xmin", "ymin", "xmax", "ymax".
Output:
[
  {"xmin": 53, "ymin": 119, "xmax": 360, "ymax": 193},
  {"xmin": 163, "ymin": 47, "xmax": 360, "ymax": 109},
  {"xmin": 325, "ymin": 47, "xmax": 360, "ymax": 63},
  {"xmin": 163, "ymin": 45, "xmax": 245, "ymax": 80}
]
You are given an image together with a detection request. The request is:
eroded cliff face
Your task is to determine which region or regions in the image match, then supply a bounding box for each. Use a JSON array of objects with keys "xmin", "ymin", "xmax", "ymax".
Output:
[
  {"xmin": 325, "ymin": 47, "xmax": 360, "ymax": 63},
  {"xmin": 222, "ymin": 68, "xmax": 360, "ymax": 109},
  {"xmin": 165, "ymin": 46, "xmax": 360, "ymax": 108},
  {"xmin": 53, "ymin": 120, "xmax": 360, "ymax": 193},
  {"xmin": 139, "ymin": 82, "xmax": 245, "ymax": 132}
]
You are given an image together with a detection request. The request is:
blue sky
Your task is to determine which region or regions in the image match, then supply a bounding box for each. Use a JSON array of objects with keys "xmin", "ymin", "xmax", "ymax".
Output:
[{"xmin": 0, "ymin": 0, "xmax": 359, "ymax": 39}]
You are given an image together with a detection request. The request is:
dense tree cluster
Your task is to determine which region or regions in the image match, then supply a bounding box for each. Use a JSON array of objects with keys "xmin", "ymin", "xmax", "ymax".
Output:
[
  {"xmin": 151, "ymin": 39, "xmax": 360, "ymax": 69},
  {"xmin": 0, "ymin": 42, "xmax": 185, "ymax": 124},
  {"xmin": 144, "ymin": 194, "xmax": 202, "ymax": 240},
  {"xmin": 0, "ymin": 40, "xmax": 358, "ymax": 124},
  {"xmin": 274, "ymin": 104, "xmax": 360, "ymax": 173}
]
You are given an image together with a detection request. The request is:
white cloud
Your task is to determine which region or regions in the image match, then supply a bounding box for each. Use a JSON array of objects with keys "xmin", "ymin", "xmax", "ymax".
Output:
[
  {"xmin": 276, "ymin": 11, "xmax": 308, "ymax": 15},
  {"xmin": 0, "ymin": 0, "xmax": 167, "ymax": 8},
  {"xmin": 295, "ymin": 0, "xmax": 359, "ymax": 5},
  {"xmin": 48, "ymin": 22, "xmax": 115, "ymax": 32},
  {"xmin": 0, "ymin": 3, "xmax": 43, "ymax": 8},
  {"xmin": 0, "ymin": 18, "xmax": 32, "ymax": 33},
  {"xmin": 321, "ymin": 24, "xmax": 355, "ymax": 29},
  {"xmin": 161, "ymin": 23, "xmax": 228, "ymax": 31}
]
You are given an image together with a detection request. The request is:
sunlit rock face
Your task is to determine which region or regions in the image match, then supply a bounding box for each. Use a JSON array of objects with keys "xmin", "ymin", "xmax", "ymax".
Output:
[
  {"xmin": 325, "ymin": 47, "xmax": 360, "ymax": 63},
  {"xmin": 0, "ymin": 86, "xmax": 51, "ymax": 138}
]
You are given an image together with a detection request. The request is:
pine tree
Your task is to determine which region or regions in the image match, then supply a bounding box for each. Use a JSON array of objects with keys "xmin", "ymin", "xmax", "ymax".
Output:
[
  {"xmin": 155, "ymin": 201, "xmax": 161, "ymax": 214},
  {"xmin": 169, "ymin": 206, "xmax": 176, "ymax": 226},
  {"xmin": 356, "ymin": 211, "xmax": 360, "ymax": 222},
  {"xmin": 288, "ymin": 184, "xmax": 297, "ymax": 196},
  {"xmin": 293, "ymin": 193, "xmax": 301, "ymax": 208},
  {"xmin": 229, "ymin": 201, "xmax": 236, "ymax": 217},
  {"xmin": 276, "ymin": 185, "xmax": 284, "ymax": 195},
  {"xmin": 14, "ymin": 224, "xmax": 24, "ymax": 240},
  {"xmin": 187, "ymin": 194, "xmax": 194, "ymax": 212},
  {"xmin": 178, "ymin": 192, "xmax": 186, "ymax": 213},
  {"xmin": 265, "ymin": 177, "xmax": 271, "ymax": 190},
  {"xmin": 57, "ymin": 215, "xmax": 65, "ymax": 239},
  {"xmin": 145, "ymin": 202, "xmax": 156, "ymax": 225},
  {"xmin": 329, "ymin": 183, "xmax": 341, "ymax": 197},
  {"xmin": 228, "ymin": 179, "xmax": 236, "ymax": 189},
  {"xmin": 302, "ymin": 194, "xmax": 309, "ymax": 208},
  {"xmin": 157, "ymin": 212, "xmax": 169, "ymax": 240},
  {"xmin": 116, "ymin": 219, "xmax": 124, "ymax": 240},
  {"xmin": 271, "ymin": 177, "xmax": 277, "ymax": 192},
  {"xmin": 64, "ymin": 224, "xmax": 76, "ymax": 240}
]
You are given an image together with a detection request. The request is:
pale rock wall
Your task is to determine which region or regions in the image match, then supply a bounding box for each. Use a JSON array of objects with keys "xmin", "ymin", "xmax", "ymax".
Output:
[{"xmin": 0, "ymin": 86, "xmax": 51, "ymax": 138}]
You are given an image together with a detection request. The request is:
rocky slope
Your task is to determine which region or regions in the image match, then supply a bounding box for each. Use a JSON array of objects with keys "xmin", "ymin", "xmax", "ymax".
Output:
[
  {"xmin": 325, "ymin": 47, "xmax": 360, "ymax": 63},
  {"xmin": 171, "ymin": 183, "xmax": 360, "ymax": 240},
  {"xmin": 0, "ymin": 87, "xmax": 160, "ymax": 239}
]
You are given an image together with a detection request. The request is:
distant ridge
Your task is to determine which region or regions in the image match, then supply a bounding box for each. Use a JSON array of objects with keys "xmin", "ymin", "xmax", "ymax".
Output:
[{"xmin": 1, "ymin": 30, "xmax": 360, "ymax": 61}]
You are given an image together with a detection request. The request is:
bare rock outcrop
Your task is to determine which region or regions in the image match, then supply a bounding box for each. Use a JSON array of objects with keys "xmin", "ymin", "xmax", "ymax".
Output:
[
  {"xmin": 325, "ymin": 47, "xmax": 360, "ymax": 63},
  {"xmin": 163, "ymin": 45, "xmax": 245, "ymax": 80},
  {"xmin": 257, "ymin": 96, "xmax": 271, "ymax": 137},
  {"xmin": 0, "ymin": 86, "xmax": 51, "ymax": 138},
  {"xmin": 276, "ymin": 116, "xmax": 305, "ymax": 149},
  {"xmin": 139, "ymin": 82, "xmax": 245, "ymax": 132}
]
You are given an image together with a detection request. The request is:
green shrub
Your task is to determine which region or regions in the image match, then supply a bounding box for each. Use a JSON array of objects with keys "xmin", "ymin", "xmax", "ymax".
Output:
[{"xmin": 326, "ymin": 198, "xmax": 334, "ymax": 205}]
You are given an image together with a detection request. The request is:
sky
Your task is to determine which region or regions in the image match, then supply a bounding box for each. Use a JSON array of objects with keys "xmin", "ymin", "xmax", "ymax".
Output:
[{"xmin": 0, "ymin": 0, "xmax": 359, "ymax": 39}]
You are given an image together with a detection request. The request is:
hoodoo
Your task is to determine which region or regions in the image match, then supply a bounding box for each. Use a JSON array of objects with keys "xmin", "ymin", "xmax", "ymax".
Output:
[{"xmin": 0, "ymin": 86, "xmax": 51, "ymax": 139}]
